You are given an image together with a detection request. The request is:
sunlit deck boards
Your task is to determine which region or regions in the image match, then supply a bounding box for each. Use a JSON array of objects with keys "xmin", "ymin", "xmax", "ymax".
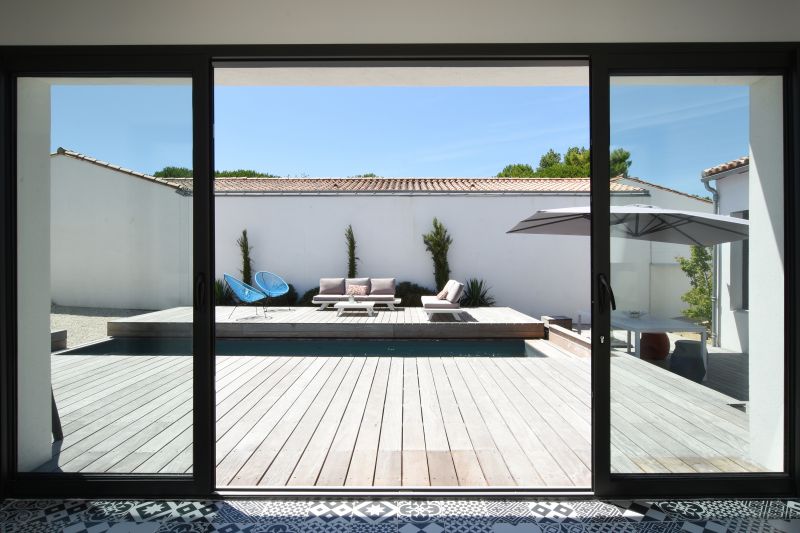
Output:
[
  {"xmin": 107, "ymin": 306, "xmax": 545, "ymax": 339},
  {"xmin": 43, "ymin": 347, "xmax": 764, "ymax": 486}
]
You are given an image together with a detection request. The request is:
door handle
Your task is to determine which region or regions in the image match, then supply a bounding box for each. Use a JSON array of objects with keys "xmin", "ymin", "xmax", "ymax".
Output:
[
  {"xmin": 194, "ymin": 273, "xmax": 206, "ymax": 309},
  {"xmin": 598, "ymin": 273, "xmax": 616, "ymax": 312}
]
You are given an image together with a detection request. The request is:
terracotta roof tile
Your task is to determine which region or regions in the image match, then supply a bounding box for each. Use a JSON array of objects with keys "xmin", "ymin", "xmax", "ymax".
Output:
[
  {"xmin": 53, "ymin": 148, "xmax": 647, "ymax": 195},
  {"xmin": 702, "ymin": 156, "xmax": 749, "ymax": 177},
  {"xmin": 168, "ymin": 176, "xmax": 644, "ymax": 194}
]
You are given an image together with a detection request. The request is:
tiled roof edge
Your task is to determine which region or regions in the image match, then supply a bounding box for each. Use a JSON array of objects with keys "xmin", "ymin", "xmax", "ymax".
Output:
[
  {"xmin": 615, "ymin": 176, "xmax": 712, "ymax": 204},
  {"xmin": 52, "ymin": 147, "xmax": 188, "ymax": 193},
  {"xmin": 702, "ymin": 156, "xmax": 749, "ymax": 178}
]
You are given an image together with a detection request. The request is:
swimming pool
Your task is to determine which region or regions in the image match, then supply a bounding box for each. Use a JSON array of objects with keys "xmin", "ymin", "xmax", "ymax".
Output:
[{"xmin": 59, "ymin": 337, "xmax": 526, "ymax": 357}]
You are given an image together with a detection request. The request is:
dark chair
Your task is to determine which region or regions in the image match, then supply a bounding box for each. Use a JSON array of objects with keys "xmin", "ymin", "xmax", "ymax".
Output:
[{"xmin": 669, "ymin": 339, "xmax": 705, "ymax": 383}]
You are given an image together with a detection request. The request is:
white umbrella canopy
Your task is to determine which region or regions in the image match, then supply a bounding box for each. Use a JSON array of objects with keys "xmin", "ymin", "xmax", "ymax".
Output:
[{"xmin": 507, "ymin": 204, "xmax": 749, "ymax": 246}]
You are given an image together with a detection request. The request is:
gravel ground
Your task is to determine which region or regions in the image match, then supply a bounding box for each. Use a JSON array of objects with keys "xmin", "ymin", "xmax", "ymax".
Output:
[{"xmin": 50, "ymin": 305, "xmax": 147, "ymax": 348}]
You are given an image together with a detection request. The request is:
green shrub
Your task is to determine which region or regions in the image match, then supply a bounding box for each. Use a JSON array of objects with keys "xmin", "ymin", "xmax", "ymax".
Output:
[
  {"xmin": 395, "ymin": 281, "xmax": 435, "ymax": 307},
  {"xmin": 237, "ymin": 229, "xmax": 253, "ymax": 285},
  {"xmin": 269, "ymin": 283, "xmax": 298, "ymax": 306},
  {"xmin": 299, "ymin": 287, "xmax": 319, "ymax": 306},
  {"xmin": 460, "ymin": 278, "xmax": 496, "ymax": 307},
  {"xmin": 214, "ymin": 278, "xmax": 235, "ymax": 306},
  {"xmin": 422, "ymin": 218, "xmax": 452, "ymax": 291},
  {"xmin": 676, "ymin": 245, "xmax": 712, "ymax": 331},
  {"xmin": 345, "ymin": 224, "xmax": 359, "ymax": 278}
]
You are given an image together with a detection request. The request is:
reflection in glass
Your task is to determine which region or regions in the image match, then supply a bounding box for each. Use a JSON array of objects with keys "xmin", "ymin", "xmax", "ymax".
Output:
[
  {"xmin": 609, "ymin": 76, "xmax": 784, "ymax": 474},
  {"xmin": 16, "ymin": 78, "xmax": 193, "ymax": 473}
]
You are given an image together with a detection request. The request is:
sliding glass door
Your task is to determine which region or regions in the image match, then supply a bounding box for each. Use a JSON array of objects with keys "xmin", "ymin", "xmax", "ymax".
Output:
[
  {"xmin": 5, "ymin": 52, "xmax": 215, "ymax": 497},
  {"xmin": 593, "ymin": 51, "xmax": 796, "ymax": 496}
]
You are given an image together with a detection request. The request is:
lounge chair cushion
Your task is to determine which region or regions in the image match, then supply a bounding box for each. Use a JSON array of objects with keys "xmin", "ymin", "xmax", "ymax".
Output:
[
  {"xmin": 313, "ymin": 295, "xmax": 347, "ymax": 302},
  {"xmin": 345, "ymin": 277, "xmax": 371, "ymax": 294},
  {"xmin": 421, "ymin": 295, "xmax": 460, "ymax": 309},
  {"xmin": 319, "ymin": 278, "xmax": 345, "ymax": 295},
  {"xmin": 370, "ymin": 278, "xmax": 396, "ymax": 295},
  {"xmin": 357, "ymin": 295, "xmax": 395, "ymax": 302},
  {"xmin": 313, "ymin": 294, "xmax": 396, "ymax": 303},
  {"xmin": 438, "ymin": 280, "xmax": 457, "ymax": 300},
  {"xmin": 445, "ymin": 281, "xmax": 464, "ymax": 304}
]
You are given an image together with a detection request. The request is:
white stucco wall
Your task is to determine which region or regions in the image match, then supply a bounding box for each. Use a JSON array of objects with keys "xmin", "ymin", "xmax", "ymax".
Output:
[
  {"xmin": 50, "ymin": 155, "xmax": 193, "ymax": 310},
  {"xmin": 611, "ymin": 180, "xmax": 713, "ymax": 319},
  {"xmin": 715, "ymin": 170, "xmax": 750, "ymax": 353},
  {"xmin": 215, "ymin": 193, "xmax": 602, "ymax": 320},
  {"xmin": 17, "ymin": 79, "xmax": 54, "ymax": 471},
  {"xmin": 747, "ymin": 76, "xmax": 784, "ymax": 471}
]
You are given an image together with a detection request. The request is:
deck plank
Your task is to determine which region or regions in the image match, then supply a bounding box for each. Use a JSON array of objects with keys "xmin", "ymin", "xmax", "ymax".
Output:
[
  {"xmin": 46, "ymin": 346, "xmax": 763, "ymax": 484},
  {"xmin": 374, "ymin": 357, "xmax": 404, "ymax": 486},
  {"xmin": 344, "ymin": 358, "xmax": 391, "ymax": 486}
]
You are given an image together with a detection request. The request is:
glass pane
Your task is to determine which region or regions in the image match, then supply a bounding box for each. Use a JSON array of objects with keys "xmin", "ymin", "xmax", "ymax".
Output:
[
  {"xmin": 16, "ymin": 78, "xmax": 194, "ymax": 474},
  {"xmin": 212, "ymin": 63, "xmax": 593, "ymax": 488},
  {"xmin": 609, "ymin": 75, "xmax": 784, "ymax": 474}
]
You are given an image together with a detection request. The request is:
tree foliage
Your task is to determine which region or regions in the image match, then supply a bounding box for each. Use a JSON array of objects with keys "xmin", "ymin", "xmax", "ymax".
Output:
[
  {"xmin": 610, "ymin": 148, "xmax": 633, "ymax": 177},
  {"xmin": 497, "ymin": 146, "xmax": 632, "ymax": 178},
  {"xmin": 351, "ymin": 173, "xmax": 380, "ymax": 178},
  {"xmin": 153, "ymin": 166, "xmax": 193, "ymax": 178},
  {"xmin": 422, "ymin": 218, "xmax": 453, "ymax": 291},
  {"xmin": 237, "ymin": 229, "xmax": 254, "ymax": 285},
  {"xmin": 215, "ymin": 169, "xmax": 280, "ymax": 178},
  {"xmin": 538, "ymin": 148, "xmax": 562, "ymax": 169},
  {"xmin": 345, "ymin": 224, "xmax": 359, "ymax": 278},
  {"xmin": 496, "ymin": 163, "xmax": 536, "ymax": 178},
  {"xmin": 153, "ymin": 166, "xmax": 278, "ymax": 178},
  {"xmin": 676, "ymin": 245, "xmax": 713, "ymax": 330}
]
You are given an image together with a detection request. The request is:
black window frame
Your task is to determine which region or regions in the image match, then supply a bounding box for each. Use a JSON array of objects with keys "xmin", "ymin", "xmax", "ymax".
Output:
[
  {"xmin": 0, "ymin": 43, "xmax": 796, "ymax": 500},
  {"xmin": 593, "ymin": 47, "xmax": 798, "ymax": 498},
  {"xmin": 0, "ymin": 49, "xmax": 215, "ymax": 499}
]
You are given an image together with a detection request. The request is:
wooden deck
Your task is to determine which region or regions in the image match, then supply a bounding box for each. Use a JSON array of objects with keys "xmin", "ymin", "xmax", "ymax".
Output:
[
  {"xmin": 107, "ymin": 306, "xmax": 544, "ymax": 339},
  {"xmin": 40, "ymin": 341, "xmax": 765, "ymax": 486}
]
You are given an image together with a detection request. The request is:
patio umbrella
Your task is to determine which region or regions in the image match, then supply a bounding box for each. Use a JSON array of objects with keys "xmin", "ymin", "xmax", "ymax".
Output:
[{"xmin": 507, "ymin": 204, "xmax": 749, "ymax": 246}]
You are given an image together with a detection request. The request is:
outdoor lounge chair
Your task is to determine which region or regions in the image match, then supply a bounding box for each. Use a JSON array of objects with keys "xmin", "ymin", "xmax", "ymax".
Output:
[
  {"xmin": 422, "ymin": 279, "xmax": 465, "ymax": 321},
  {"xmin": 311, "ymin": 277, "xmax": 402, "ymax": 310},
  {"xmin": 223, "ymin": 273, "xmax": 267, "ymax": 319},
  {"xmin": 254, "ymin": 271, "xmax": 290, "ymax": 313}
]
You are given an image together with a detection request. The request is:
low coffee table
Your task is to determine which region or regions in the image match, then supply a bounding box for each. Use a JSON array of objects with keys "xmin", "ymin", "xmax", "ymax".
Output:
[{"xmin": 333, "ymin": 301, "xmax": 376, "ymax": 317}]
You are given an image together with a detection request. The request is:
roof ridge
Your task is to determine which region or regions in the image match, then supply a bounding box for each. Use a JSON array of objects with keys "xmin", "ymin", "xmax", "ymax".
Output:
[
  {"xmin": 617, "ymin": 176, "xmax": 712, "ymax": 204},
  {"xmin": 52, "ymin": 147, "xmax": 189, "ymax": 193}
]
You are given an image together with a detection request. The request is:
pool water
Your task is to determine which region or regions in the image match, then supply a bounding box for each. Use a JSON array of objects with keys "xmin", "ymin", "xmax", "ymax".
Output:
[{"xmin": 59, "ymin": 338, "xmax": 526, "ymax": 357}]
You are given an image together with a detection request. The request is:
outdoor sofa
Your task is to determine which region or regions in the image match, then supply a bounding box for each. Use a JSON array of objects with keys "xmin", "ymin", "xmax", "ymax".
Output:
[
  {"xmin": 421, "ymin": 279, "xmax": 465, "ymax": 321},
  {"xmin": 312, "ymin": 277, "xmax": 401, "ymax": 310}
]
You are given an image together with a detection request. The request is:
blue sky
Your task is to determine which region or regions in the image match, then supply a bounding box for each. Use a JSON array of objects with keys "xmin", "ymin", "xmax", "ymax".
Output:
[{"xmin": 51, "ymin": 82, "xmax": 749, "ymax": 196}]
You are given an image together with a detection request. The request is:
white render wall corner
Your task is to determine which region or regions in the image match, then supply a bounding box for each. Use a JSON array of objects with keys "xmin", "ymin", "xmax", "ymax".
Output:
[
  {"xmin": 16, "ymin": 78, "xmax": 54, "ymax": 471},
  {"xmin": 50, "ymin": 156, "xmax": 193, "ymax": 310},
  {"xmin": 747, "ymin": 76, "xmax": 784, "ymax": 471}
]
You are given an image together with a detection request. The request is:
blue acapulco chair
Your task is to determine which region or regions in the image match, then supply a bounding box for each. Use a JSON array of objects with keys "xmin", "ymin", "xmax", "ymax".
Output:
[
  {"xmin": 223, "ymin": 273, "xmax": 267, "ymax": 320},
  {"xmin": 254, "ymin": 271, "xmax": 290, "ymax": 316}
]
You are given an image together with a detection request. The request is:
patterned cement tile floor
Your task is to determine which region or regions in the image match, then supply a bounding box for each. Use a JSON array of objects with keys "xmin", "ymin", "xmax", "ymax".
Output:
[{"xmin": 0, "ymin": 498, "xmax": 798, "ymax": 532}]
